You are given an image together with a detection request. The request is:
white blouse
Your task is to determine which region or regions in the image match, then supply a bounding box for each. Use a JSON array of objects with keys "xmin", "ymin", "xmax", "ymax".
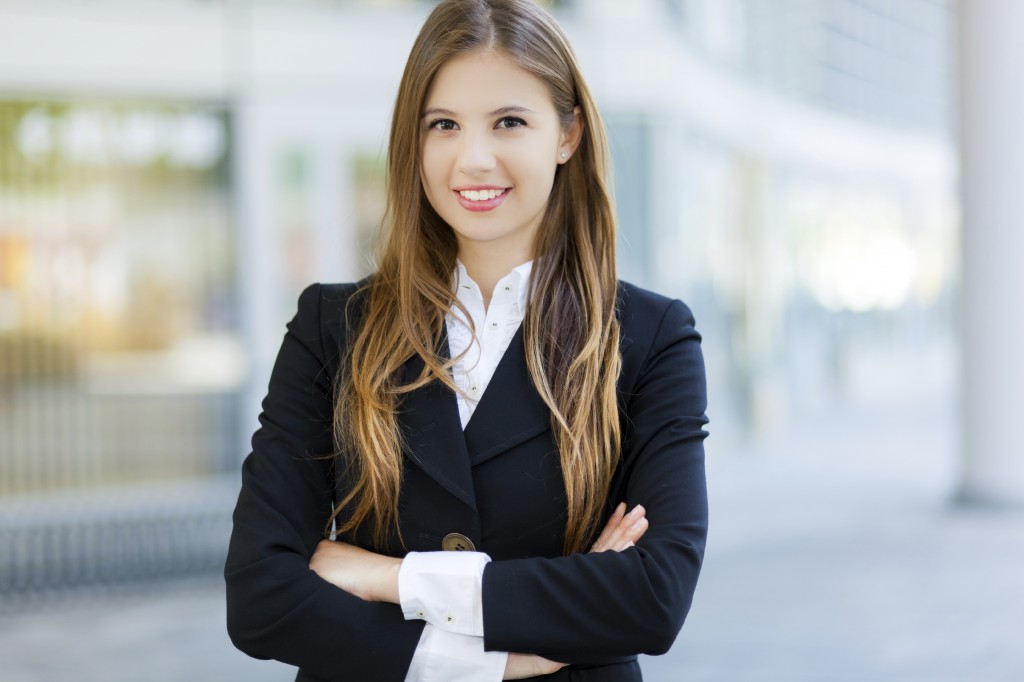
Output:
[{"xmin": 401, "ymin": 260, "xmax": 534, "ymax": 682}]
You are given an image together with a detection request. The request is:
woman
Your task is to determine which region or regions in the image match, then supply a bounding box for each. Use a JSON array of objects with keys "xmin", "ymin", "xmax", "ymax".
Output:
[{"xmin": 225, "ymin": 1, "xmax": 709, "ymax": 680}]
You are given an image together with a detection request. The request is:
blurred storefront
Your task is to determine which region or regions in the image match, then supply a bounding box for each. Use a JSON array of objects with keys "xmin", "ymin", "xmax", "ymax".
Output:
[{"xmin": 0, "ymin": 101, "xmax": 236, "ymax": 490}]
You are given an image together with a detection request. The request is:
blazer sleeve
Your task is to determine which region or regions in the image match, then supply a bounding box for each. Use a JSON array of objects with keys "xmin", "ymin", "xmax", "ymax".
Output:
[
  {"xmin": 480, "ymin": 298, "xmax": 709, "ymax": 661},
  {"xmin": 224, "ymin": 282, "xmax": 425, "ymax": 681}
]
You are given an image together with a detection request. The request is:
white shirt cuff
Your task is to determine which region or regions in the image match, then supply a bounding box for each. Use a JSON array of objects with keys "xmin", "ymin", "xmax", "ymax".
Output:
[
  {"xmin": 404, "ymin": 624, "xmax": 507, "ymax": 682},
  {"xmin": 399, "ymin": 550, "xmax": 490, "ymax": 636}
]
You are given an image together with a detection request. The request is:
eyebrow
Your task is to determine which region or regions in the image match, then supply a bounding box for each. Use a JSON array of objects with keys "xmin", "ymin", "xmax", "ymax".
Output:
[{"xmin": 421, "ymin": 105, "xmax": 536, "ymax": 119}]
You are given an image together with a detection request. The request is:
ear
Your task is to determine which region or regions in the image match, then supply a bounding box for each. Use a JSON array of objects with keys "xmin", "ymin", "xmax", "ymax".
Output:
[{"xmin": 557, "ymin": 106, "xmax": 585, "ymax": 164}]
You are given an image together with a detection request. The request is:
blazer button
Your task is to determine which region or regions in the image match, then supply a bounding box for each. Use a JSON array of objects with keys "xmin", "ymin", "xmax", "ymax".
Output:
[{"xmin": 442, "ymin": 533, "xmax": 475, "ymax": 552}]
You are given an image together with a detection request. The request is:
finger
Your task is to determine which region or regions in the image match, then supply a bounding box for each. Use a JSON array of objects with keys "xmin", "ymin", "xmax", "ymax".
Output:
[
  {"xmin": 590, "ymin": 502, "xmax": 626, "ymax": 552},
  {"xmin": 589, "ymin": 501, "xmax": 643, "ymax": 548},
  {"xmin": 504, "ymin": 653, "xmax": 565, "ymax": 680},
  {"xmin": 597, "ymin": 507, "xmax": 633, "ymax": 552},
  {"xmin": 602, "ymin": 505, "xmax": 646, "ymax": 552},
  {"xmin": 623, "ymin": 516, "xmax": 648, "ymax": 547},
  {"xmin": 539, "ymin": 656, "xmax": 568, "ymax": 675},
  {"xmin": 603, "ymin": 501, "xmax": 627, "ymax": 531}
]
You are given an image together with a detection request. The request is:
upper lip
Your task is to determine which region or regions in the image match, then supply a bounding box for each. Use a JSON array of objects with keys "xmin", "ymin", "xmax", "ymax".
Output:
[{"xmin": 452, "ymin": 185, "xmax": 510, "ymax": 192}]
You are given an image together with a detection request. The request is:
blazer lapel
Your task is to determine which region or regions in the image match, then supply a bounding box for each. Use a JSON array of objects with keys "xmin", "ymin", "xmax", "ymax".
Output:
[
  {"xmin": 463, "ymin": 312, "xmax": 636, "ymax": 466},
  {"xmin": 397, "ymin": 332, "xmax": 477, "ymax": 511},
  {"xmin": 398, "ymin": 311, "xmax": 635, "ymax": 493},
  {"xmin": 463, "ymin": 324, "xmax": 551, "ymax": 466}
]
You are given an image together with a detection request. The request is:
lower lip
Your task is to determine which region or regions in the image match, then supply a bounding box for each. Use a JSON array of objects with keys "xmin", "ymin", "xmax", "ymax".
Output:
[{"xmin": 454, "ymin": 189, "xmax": 510, "ymax": 212}]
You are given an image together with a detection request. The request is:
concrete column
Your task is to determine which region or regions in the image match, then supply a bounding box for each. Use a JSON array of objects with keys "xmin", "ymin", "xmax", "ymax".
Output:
[
  {"xmin": 958, "ymin": 0, "xmax": 1024, "ymax": 504},
  {"xmin": 233, "ymin": 101, "xmax": 282, "ymax": 463},
  {"xmin": 311, "ymin": 138, "xmax": 355, "ymax": 283}
]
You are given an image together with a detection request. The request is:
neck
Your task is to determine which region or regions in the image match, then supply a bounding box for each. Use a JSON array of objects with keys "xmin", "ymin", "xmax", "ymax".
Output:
[{"xmin": 457, "ymin": 243, "xmax": 532, "ymax": 310}]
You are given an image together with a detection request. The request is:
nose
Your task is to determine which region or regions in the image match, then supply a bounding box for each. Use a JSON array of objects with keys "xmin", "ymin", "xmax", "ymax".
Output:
[{"xmin": 456, "ymin": 128, "xmax": 496, "ymax": 176}]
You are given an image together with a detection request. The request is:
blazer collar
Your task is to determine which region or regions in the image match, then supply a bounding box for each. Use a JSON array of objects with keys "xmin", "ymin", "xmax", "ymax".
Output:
[{"xmin": 397, "ymin": 322, "xmax": 552, "ymax": 510}]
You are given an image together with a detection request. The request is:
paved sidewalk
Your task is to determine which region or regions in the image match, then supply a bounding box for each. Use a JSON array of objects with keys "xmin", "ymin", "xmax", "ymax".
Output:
[
  {"xmin": 1, "ymin": 400, "xmax": 1022, "ymax": 681},
  {"xmin": 646, "ymin": 412, "xmax": 1024, "ymax": 682}
]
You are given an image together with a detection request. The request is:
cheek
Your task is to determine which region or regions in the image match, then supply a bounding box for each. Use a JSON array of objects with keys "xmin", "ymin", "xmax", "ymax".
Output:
[
  {"xmin": 506, "ymin": 146, "xmax": 558, "ymax": 190},
  {"xmin": 522, "ymin": 156, "xmax": 559, "ymax": 197},
  {"xmin": 419, "ymin": 146, "xmax": 447, "ymax": 193}
]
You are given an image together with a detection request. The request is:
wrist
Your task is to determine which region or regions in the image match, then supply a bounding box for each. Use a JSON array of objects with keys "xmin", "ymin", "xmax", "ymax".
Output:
[{"xmin": 377, "ymin": 557, "xmax": 402, "ymax": 603}]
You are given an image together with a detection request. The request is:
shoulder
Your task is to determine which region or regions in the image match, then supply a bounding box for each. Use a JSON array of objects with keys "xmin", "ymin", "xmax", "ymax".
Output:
[
  {"xmin": 615, "ymin": 280, "xmax": 699, "ymax": 349},
  {"xmin": 297, "ymin": 277, "xmax": 372, "ymax": 313},
  {"xmin": 292, "ymin": 276, "xmax": 374, "ymax": 353},
  {"xmin": 614, "ymin": 280, "xmax": 703, "ymax": 393}
]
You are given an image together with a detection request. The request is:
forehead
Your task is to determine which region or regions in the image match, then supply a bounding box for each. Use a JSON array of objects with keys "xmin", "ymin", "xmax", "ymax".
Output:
[{"xmin": 425, "ymin": 50, "xmax": 556, "ymax": 114}]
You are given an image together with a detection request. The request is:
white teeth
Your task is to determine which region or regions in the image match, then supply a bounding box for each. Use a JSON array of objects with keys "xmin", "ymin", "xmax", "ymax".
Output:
[{"xmin": 459, "ymin": 189, "xmax": 505, "ymax": 201}]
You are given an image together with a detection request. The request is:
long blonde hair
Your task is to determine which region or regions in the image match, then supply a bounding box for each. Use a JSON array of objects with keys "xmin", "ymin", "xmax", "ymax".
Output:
[{"xmin": 330, "ymin": 0, "xmax": 621, "ymax": 555}]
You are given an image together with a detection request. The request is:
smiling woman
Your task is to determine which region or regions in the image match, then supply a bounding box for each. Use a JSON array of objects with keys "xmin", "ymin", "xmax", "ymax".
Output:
[{"xmin": 224, "ymin": 1, "xmax": 709, "ymax": 681}]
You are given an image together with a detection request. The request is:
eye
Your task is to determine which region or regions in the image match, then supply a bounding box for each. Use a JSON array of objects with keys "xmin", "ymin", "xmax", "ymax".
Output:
[
  {"xmin": 428, "ymin": 118, "xmax": 458, "ymax": 132},
  {"xmin": 496, "ymin": 116, "xmax": 526, "ymax": 130}
]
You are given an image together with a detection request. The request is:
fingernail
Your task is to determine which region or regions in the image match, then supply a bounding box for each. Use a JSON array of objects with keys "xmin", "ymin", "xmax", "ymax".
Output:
[
  {"xmin": 616, "ymin": 502, "xmax": 627, "ymax": 514},
  {"xmin": 630, "ymin": 517, "xmax": 646, "ymax": 530},
  {"xmin": 627, "ymin": 504, "xmax": 643, "ymax": 518}
]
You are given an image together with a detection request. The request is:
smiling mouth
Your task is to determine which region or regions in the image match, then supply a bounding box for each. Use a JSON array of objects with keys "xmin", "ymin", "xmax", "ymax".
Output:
[
  {"xmin": 456, "ymin": 188, "xmax": 510, "ymax": 202},
  {"xmin": 453, "ymin": 187, "xmax": 510, "ymax": 212}
]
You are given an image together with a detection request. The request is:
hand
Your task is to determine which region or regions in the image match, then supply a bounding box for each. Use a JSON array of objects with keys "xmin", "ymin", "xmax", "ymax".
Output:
[
  {"xmin": 503, "ymin": 653, "xmax": 567, "ymax": 680},
  {"xmin": 589, "ymin": 501, "xmax": 648, "ymax": 553},
  {"xmin": 308, "ymin": 539, "xmax": 402, "ymax": 603}
]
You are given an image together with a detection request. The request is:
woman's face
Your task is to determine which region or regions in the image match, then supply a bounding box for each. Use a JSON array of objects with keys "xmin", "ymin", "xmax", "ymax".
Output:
[{"xmin": 419, "ymin": 49, "xmax": 579, "ymax": 262}]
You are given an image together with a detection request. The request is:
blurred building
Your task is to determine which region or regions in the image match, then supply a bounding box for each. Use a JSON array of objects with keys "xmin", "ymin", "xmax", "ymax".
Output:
[{"xmin": 0, "ymin": 0, "xmax": 958, "ymax": 598}]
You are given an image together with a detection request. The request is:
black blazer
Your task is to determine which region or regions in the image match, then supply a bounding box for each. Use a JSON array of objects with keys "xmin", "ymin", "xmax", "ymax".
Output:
[{"xmin": 225, "ymin": 279, "xmax": 709, "ymax": 682}]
